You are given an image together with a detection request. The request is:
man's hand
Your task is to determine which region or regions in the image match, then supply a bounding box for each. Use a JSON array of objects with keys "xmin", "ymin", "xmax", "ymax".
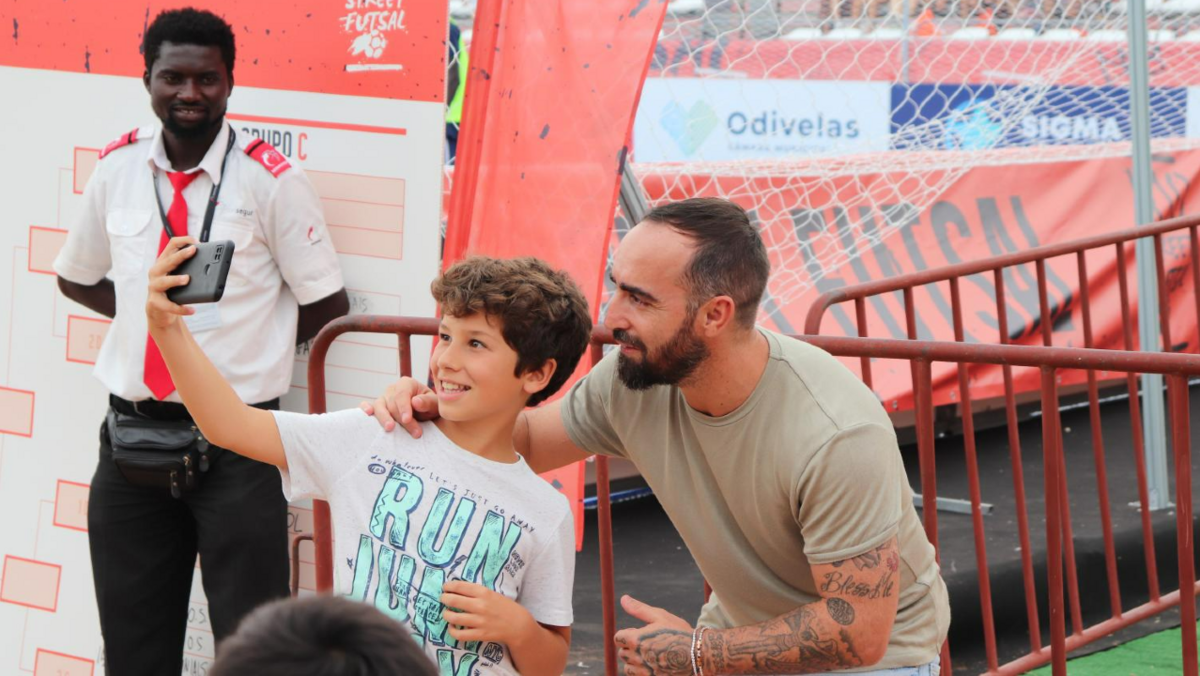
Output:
[
  {"xmin": 614, "ymin": 595, "xmax": 694, "ymax": 676},
  {"xmin": 441, "ymin": 580, "xmax": 536, "ymax": 646},
  {"xmin": 358, "ymin": 377, "xmax": 439, "ymax": 438},
  {"xmin": 146, "ymin": 236, "xmax": 198, "ymax": 331}
]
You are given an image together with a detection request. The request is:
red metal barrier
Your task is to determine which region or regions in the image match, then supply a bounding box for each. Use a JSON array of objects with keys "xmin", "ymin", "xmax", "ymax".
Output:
[
  {"xmin": 804, "ymin": 215, "xmax": 1200, "ymax": 675},
  {"xmin": 304, "ymin": 313, "xmax": 1200, "ymax": 676}
]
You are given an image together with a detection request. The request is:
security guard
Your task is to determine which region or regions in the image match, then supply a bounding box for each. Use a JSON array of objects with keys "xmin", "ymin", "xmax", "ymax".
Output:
[{"xmin": 53, "ymin": 9, "xmax": 349, "ymax": 675}]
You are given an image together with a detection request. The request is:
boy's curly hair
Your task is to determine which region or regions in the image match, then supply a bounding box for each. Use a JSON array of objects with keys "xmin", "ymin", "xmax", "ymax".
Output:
[{"xmin": 432, "ymin": 257, "xmax": 592, "ymax": 406}]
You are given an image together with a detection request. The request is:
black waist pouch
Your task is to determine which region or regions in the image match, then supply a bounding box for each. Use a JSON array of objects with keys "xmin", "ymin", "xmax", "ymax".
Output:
[{"xmin": 105, "ymin": 409, "xmax": 220, "ymax": 498}]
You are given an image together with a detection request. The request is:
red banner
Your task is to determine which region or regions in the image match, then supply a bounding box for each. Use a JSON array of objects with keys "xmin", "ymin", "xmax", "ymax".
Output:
[
  {"xmin": 636, "ymin": 149, "xmax": 1200, "ymax": 411},
  {"xmin": 1, "ymin": 1, "xmax": 446, "ymax": 101},
  {"xmin": 444, "ymin": 0, "xmax": 667, "ymax": 547}
]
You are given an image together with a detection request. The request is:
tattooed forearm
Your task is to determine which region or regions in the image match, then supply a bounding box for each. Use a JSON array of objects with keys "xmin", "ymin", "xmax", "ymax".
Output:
[
  {"xmin": 701, "ymin": 603, "xmax": 861, "ymax": 675},
  {"xmin": 699, "ymin": 538, "xmax": 901, "ymax": 674},
  {"xmin": 826, "ymin": 598, "xmax": 855, "ymax": 626},
  {"xmin": 833, "ymin": 541, "xmax": 898, "ymax": 571},
  {"xmin": 634, "ymin": 628, "xmax": 691, "ymax": 675},
  {"xmin": 819, "ymin": 541, "xmax": 900, "ymax": 599},
  {"xmin": 847, "ymin": 549, "xmax": 880, "ymax": 570},
  {"xmin": 819, "ymin": 569, "xmax": 895, "ymax": 599}
]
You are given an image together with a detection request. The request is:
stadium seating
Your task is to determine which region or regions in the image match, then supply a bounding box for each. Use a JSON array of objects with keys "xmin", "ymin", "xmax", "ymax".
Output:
[
  {"xmin": 1087, "ymin": 29, "xmax": 1129, "ymax": 41},
  {"xmin": 823, "ymin": 27, "xmax": 865, "ymax": 39},
  {"xmin": 868, "ymin": 26, "xmax": 905, "ymax": 39},
  {"xmin": 783, "ymin": 27, "xmax": 825, "ymax": 39},
  {"xmin": 995, "ymin": 27, "xmax": 1038, "ymax": 39},
  {"xmin": 1040, "ymin": 27, "xmax": 1084, "ymax": 40},
  {"xmin": 950, "ymin": 26, "xmax": 993, "ymax": 39}
]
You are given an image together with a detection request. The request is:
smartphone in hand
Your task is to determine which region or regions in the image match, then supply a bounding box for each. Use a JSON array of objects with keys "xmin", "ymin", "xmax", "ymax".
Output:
[{"xmin": 167, "ymin": 240, "xmax": 236, "ymax": 305}]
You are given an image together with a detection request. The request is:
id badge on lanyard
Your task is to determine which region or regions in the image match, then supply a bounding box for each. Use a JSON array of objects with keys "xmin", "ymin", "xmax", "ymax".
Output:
[
  {"xmin": 151, "ymin": 127, "xmax": 237, "ymax": 243},
  {"xmin": 153, "ymin": 128, "xmax": 237, "ymax": 333}
]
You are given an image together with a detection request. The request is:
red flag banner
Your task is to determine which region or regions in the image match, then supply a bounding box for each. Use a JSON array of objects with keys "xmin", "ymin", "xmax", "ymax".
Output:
[{"xmin": 444, "ymin": 0, "xmax": 668, "ymax": 548}]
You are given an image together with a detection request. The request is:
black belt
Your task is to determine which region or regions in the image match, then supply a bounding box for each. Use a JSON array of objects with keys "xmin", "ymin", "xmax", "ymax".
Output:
[{"xmin": 109, "ymin": 394, "xmax": 280, "ymax": 422}]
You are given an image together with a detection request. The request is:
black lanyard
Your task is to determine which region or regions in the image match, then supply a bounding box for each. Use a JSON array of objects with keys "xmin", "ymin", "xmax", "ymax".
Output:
[{"xmin": 152, "ymin": 128, "xmax": 237, "ymax": 243}]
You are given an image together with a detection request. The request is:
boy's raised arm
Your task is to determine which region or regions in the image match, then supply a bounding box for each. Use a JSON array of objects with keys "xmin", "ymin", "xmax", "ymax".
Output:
[{"xmin": 146, "ymin": 237, "xmax": 287, "ymax": 469}]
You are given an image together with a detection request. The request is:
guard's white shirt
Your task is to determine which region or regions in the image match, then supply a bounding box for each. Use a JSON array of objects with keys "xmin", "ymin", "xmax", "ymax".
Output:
[{"xmin": 54, "ymin": 123, "xmax": 344, "ymax": 404}]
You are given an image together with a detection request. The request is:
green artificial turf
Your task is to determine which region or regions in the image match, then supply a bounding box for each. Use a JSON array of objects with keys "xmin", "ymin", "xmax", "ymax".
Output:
[{"xmin": 1026, "ymin": 624, "xmax": 1197, "ymax": 675}]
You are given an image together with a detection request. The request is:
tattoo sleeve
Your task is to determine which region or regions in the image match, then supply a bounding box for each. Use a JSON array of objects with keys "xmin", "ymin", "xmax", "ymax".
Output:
[
  {"xmin": 633, "ymin": 628, "xmax": 692, "ymax": 675},
  {"xmin": 699, "ymin": 538, "xmax": 900, "ymax": 675}
]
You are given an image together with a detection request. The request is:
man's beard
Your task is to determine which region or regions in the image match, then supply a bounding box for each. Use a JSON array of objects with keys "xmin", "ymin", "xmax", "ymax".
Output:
[
  {"xmin": 614, "ymin": 312, "xmax": 709, "ymax": 391},
  {"xmin": 162, "ymin": 108, "xmax": 225, "ymax": 139}
]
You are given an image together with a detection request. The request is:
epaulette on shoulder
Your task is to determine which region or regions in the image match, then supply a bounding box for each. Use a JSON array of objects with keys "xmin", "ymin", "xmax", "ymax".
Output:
[
  {"xmin": 98, "ymin": 128, "xmax": 143, "ymax": 159},
  {"xmin": 244, "ymin": 139, "xmax": 292, "ymax": 178}
]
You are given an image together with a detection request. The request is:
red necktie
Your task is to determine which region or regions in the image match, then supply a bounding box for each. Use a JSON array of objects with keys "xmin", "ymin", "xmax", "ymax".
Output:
[{"xmin": 144, "ymin": 171, "xmax": 200, "ymax": 400}]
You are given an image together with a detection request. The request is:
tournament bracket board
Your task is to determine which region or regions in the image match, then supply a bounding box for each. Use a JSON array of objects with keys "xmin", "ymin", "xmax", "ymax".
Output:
[{"xmin": 0, "ymin": 2, "xmax": 447, "ymax": 673}]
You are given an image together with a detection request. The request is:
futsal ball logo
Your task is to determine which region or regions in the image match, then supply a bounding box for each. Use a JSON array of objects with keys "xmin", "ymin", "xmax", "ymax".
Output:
[{"xmin": 349, "ymin": 30, "xmax": 388, "ymax": 59}]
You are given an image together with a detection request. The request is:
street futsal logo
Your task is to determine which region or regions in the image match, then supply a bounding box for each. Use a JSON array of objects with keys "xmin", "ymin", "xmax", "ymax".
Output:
[
  {"xmin": 350, "ymin": 29, "xmax": 389, "ymax": 59},
  {"xmin": 341, "ymin": 2, "xmax": 407, "ymax": 72}
]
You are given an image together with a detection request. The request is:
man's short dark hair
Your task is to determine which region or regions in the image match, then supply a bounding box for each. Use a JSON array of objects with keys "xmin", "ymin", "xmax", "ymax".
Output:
[
  {"xmin": 432, "ymin": 256, "xmax": 593, "ymax": 407},
  {"xmin": 643, "ymin": 197, "xmax": 770, "ymax": 328},
  {"xmin": 143, "ymin": 8, "xmax": 236, "ymax": 79},
  {"xmin": 209, "ymin": 596, "xmax": 436, "ymax": 676}
]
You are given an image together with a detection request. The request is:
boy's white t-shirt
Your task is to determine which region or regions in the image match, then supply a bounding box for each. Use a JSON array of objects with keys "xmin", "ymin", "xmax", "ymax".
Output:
[{"xmin": 272, "ymin": 409, "xmax": 575, "ymax": 676}]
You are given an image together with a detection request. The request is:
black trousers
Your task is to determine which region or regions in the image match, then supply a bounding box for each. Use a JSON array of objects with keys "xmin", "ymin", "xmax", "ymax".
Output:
[{"xmin": 88, "ymin": 409, "xmax": 289, "ymax": 675}]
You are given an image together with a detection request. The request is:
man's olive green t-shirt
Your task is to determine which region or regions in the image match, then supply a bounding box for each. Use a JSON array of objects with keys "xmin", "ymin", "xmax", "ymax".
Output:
[{"xmin": 561, "ymin": 330, "xmax": 950, "ymax": 671}]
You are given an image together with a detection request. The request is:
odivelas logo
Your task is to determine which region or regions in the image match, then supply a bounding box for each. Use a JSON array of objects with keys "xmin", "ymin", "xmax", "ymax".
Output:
[
  {"xmin": 658, "ymin": 100, "xmax": 861, "ymax": 157},
  {"xmin": 727, "ymin": 110, "xmax": 861, "ymax": 139},
  {"xmin": 341, "ymin": 0, "xmax": 408, "ymax": 71}
]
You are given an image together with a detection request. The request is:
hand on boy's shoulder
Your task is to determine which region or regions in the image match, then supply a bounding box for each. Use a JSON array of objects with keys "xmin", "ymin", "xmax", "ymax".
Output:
[{"xmin": 359, "ymin": 377, "xmax": 440, "ymax": 437}]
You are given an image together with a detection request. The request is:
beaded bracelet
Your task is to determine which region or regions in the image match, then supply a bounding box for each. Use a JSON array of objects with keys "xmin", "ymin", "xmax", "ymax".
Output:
[{"xmin": 690, "ymin": 627, "xmax": 701, "ymax": 676}]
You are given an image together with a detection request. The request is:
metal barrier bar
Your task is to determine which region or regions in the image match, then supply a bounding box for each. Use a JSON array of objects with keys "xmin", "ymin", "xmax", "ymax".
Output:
[
  {"xmin": 1156, "ymin": 233, "xmax": 1173, "ymax": 350},
  {"xmin": 597, "ymin": 450, "xmax": 617, "ymax": 676},
  {"xmin": 304, "ymin": 317, "xmax": 1200, "ymax": 676},
  {"xmin": 1192, "ymin": 226, "xmax": 1200, "ymax": 356},
  {"xmin": 1077, "ymin": 250, "xmax": 1123, "ymax": 619},
  {"xmin": 592, "ymin": 338, "xmax": 619, "ymax": 676},
  {"xmin": 290, "ymin": 533, "xmax": 313, "ymax": 597},
  {"xmin": 1035, "ymin": 259, "xmax": 1084, "ymax": 638},
  {"xmin": 951, "ymin": 276, "xmax": 997, "ymax": 671},
  {"xmin": 855, "ymin": 296, "xmax": 872, "ymax": 389},
  {"xmin": 995, "ymin": 268, "xmax": 1042, "ymax": 654},
  {"xmin": 1117, "ymin": 242, "xmax": 1161, "ymax": 601},
  {"xmin": 912, "ymin": 357, "xmax": 953, "ymax": 674},
  {"xmin": 1169, "ymin": 374, "xmax": 1198, "ymax": 676},
  {"xmin": 915, "ymin": 359, "xmax": 939, "ymax": 551},
  {"xmin": 1040, "ymin": 366, "xmax": 1067, "ymax": 676},
  {"xmin": 802, "ymin": 213, "xmax": 1200, "ymax": 334}
]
